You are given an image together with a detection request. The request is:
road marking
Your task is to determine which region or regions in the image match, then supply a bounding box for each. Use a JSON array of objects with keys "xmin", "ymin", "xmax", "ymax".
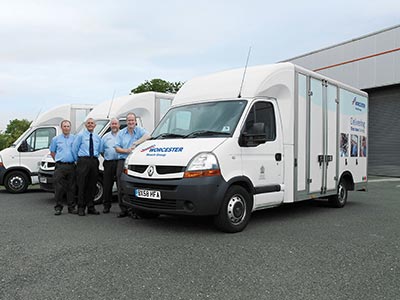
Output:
[{"xmin": 369, "ymin": 178, "xmax": 400, "ymax": 183}]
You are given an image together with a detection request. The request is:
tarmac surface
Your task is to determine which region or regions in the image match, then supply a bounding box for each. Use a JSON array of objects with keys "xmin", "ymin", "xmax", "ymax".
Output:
[{"xmin": 0, "ymin": 180, "xmax": 399, "ymax": 300}]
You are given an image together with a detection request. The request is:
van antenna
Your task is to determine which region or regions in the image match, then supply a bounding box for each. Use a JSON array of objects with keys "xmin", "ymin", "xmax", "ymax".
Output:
[
  {"xmin": 34, "ymin": 108, "xmax": 42, "ymax": 121},
  {"xmin": 33, "ymin": 106, "xmax": 44, "ymax": 124},
  {"xmin": 106, "ymin": 89, "xmax": 117, "ymax": 119},
  {"xmin": 238, "ymin": 46, "xmax": 252, "ymax": 98}
]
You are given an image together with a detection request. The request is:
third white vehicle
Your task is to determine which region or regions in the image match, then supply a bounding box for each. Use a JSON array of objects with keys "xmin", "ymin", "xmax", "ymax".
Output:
[{"xmin": 0, "ymin": 104, "xmax": 93, "ymax": 193}]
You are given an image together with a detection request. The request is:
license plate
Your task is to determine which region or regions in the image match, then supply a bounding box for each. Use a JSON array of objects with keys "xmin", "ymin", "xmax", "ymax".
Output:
[
  {"xmin": 39, "ymin": 177, "xmax": 47, "ymax": 183},
  {"xmin": 135, "ymin": 189, "xmax": 161, "ymax": 200}
]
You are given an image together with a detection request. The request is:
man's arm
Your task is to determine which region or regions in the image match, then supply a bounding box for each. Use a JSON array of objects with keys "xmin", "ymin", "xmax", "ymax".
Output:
[{"xmin": 129, "ymin": 133, "xmax": 151, "ymax": 150}]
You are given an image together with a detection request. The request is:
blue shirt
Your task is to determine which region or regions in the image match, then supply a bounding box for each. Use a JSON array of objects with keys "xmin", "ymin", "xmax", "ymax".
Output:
[
  {"xmin": 50, "ymin": 134, "xmax": 76, "ymax": 163},
  {"xmin": 72, "ymin": 129, "xmax": 103, "ymax": 160},
  {"xmin": 115, "ymin": 126, "xmax": 148, "ymax": 159},
  {"xmin": 101, "ymin": 131, "xmax": 119, "ymax": 161}
]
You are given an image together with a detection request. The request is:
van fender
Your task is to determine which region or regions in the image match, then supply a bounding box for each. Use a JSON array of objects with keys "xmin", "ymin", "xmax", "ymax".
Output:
[
  {"xmin": 214, "ymin": 176, "xmax": 255, "ymax": 215},
  {"xmin": 225, "ymin": 176, "xmax": 255, "ymax": 197},
  {"xmin": 1, "ymin": 166, "xmax": 33, "ymax": 185},
  {"xmin": 338, "ymin": 171, "xmax": 354, "ymax": 191}
]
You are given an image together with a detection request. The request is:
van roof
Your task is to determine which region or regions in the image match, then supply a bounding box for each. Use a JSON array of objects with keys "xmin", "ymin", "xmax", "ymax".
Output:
[
  {"xmin": 173, "ymin": 62, "xmax": 366, "ymax": 106},
  {"xmin": 173, "ymin": 63, "xmax": 295, "ymax": 105},
  {"xmin": 86, "ymin": 91, "xmax": 174, "ymax": 120},
  {"xmin": 31, "ymin": 103, "xmax": 94, "ymax": 127}
]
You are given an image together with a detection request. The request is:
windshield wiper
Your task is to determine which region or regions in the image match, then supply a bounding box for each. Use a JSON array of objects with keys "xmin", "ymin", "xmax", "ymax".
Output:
[
  {"xmin": 151, "ymin": 133, "xmax": 185, "ymax": 140},
  {"xmin": 184, "ymin": 130, "xmax": 231, "ymax": 138}
]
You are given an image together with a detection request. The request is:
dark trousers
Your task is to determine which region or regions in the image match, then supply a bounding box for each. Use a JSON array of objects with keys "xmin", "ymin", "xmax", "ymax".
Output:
[
  {"xmin": 54, "ymin": 163, "xmax": 76, "ymax": 210},
  {"xmin": 103, "ymin": 159, "xmax": 118, "ymax": 209},
  {"xmin": 76, "ymin": 157, "xmax": 99, "ymax": 210},
  {"xmin": 116, "ymin": 159, "xmax": 129, "ymax": 213}
]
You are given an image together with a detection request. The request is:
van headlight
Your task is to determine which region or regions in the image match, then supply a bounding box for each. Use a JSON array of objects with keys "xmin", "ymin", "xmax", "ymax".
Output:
[
  {"xmin": 184, "ymin": 152, "xmax": 221, "ymax": 178},
  {"xmin": 123, "ymin": 153, "xmax": 133, "ymax": 173}
]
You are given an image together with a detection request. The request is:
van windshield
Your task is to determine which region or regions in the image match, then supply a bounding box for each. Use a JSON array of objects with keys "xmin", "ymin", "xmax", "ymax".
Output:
[
  {"xmin": 152, "ymin": 100, "xmax": 247, "ymax": 139},
  {"xmin": 75, "ymin": 119, "xmax": 109, "ymax": 135},
  {"xmin": 12, "ymin": 128, "xmax": 32, "ymax": 147}
]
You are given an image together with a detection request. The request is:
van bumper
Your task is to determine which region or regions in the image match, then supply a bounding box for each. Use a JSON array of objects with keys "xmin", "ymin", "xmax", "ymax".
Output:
[
  {"xmin": 38, "ymin": 169, "xmax": 55, "ymax": 192},
  {"xmin": 120, "ymin": 174, "xmax": 229, "ymax": 216},
  {"xmin": 0, "ymin": 165, "xmax": 6, "ymax": 185}
]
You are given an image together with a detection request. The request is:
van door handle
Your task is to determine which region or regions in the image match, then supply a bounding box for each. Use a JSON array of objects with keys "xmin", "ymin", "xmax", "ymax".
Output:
[{"xmin": 275, "ymin": 153, "xmax": 282, "ymax": 161}]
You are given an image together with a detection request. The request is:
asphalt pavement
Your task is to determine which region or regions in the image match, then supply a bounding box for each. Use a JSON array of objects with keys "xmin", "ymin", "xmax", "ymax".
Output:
[{"xmin": 0, "ymin": 180, "xmax": 399, "ymax": 300}]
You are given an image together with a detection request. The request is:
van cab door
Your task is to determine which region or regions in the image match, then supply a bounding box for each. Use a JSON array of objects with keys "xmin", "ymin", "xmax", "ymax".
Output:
[
  {"xmin": 239, "ymin": 99, "xmax": 284, "ymax": 209},
  {"xmin": 18, "ymin": 127, "xmax": 57, "ymax": 180}
]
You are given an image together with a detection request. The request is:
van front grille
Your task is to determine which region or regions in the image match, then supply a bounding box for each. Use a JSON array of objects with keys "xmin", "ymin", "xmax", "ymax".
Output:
[
  {"xmin": 127, "ymin": 195, "xmax": 181, "ymax": 210},
  {"xmin": 128, "ymin": 165, "xmax": 185, "ymax": 175}
]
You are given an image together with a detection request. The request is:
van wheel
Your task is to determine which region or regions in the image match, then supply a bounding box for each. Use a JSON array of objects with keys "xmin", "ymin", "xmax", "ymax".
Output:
[
  {"xmin": 329, "ymin": 180, "xmax": 348, "ymax": 208},
  {"xmin": 4, "ymin": 171, "xmax": 29, "ymax": 193},
  {"xmin": 134, "ymin": 209, "xmax": 160, "ymax": 219},
  {"xmin": 93, "ymin": 178, "xmax": 104, "ymax": 205},
  {"xmin": 214, "ymin": 186, "xmax": 253, "ymax": 233}
]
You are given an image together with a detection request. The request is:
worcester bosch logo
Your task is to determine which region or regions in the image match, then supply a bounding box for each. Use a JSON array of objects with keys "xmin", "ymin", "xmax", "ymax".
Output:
[
  {"xmin": 352, "ymin": 97, "xmax": 366, "ymax": 112},
  {"xmin": 141, "ymin": 144, "xmax": 184, "ymax": 157}
]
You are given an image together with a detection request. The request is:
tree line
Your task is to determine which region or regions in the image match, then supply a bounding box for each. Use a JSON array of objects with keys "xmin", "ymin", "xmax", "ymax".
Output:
[{"xmin": 0, "ymin": 119, "xmax": 31, "ymax": 150}]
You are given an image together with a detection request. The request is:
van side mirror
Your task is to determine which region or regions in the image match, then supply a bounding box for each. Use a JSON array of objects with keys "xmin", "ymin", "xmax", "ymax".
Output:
[
  {"xmin": 239, "ymin": 122, "xmax": 268, "ymax": 147},
  {"xmin": 18, "ymin": 140, "xmax": 29, "ymax": 152}
]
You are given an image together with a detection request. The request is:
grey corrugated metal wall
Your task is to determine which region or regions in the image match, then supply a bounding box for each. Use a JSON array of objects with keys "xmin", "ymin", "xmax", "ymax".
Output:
[{"xmin": 366, "ymin": 84, "xmax": 400, "ymax": 177}]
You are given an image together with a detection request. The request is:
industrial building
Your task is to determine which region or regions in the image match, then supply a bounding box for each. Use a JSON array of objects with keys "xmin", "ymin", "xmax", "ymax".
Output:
[{"xmin": 285, "ymin": 24, "xmax": 400, "ymax": 177}]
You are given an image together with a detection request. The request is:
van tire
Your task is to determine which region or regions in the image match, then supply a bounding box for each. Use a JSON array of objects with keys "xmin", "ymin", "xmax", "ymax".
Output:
[
  {"xmin": 214, "ymin": 186, "xmax": 252, "ymax": 233},
  {"xmin": 93, "ymin": 178, "xmax": 104, "ymax": 205},
  {"xmin": 4, "ymin": 171, "xmax": 29, "ymax": 193},
  {"xmin": 329, "ymin": 180, "xmax": 348, "ymax": 208}
]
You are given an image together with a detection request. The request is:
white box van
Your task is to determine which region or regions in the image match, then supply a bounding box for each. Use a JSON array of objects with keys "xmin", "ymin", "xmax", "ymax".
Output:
[
  {"xmin": 120, "ymin": 63, "xmax": 368, "ymax": 232},
  {"xmin": 0, "ymin": 104, "xmax": 93, "ymax": 193},
  {"xmin": 38, "ymin": 92, "xmax": 174, "ymax": 203}
]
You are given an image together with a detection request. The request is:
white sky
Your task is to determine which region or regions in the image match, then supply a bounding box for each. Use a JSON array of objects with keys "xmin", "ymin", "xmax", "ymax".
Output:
[{"xmin": 0, "ymin": 0, "xmax": 399, "ymax": 130}]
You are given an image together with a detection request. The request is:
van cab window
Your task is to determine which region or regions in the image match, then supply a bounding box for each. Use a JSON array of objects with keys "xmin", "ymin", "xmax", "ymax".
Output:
[
  {"xmin": 152, "ymin": 100, "xmax": 247, "ymax": 139},
  {"xmin": 243, "ymin": 101, "xmax": 276, "ymax": 141},
  {"xmin": 22, "ymin": 127, "xmax": 56, "ymax": 152}
]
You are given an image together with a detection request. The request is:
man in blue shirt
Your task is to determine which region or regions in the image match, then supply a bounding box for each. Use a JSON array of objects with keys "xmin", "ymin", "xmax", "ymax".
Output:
[
  {"xmin": 115, "ymin": 112, "xmax": 150, "ymax": 218},
  {"xmin": 101, "ymin": 118, "xmax": 120, "ymax": 214},
  {"xmin": 50, "ymin": 120, "xmax": 76, "ymax": 215},
  {"xmin": 72, "ymin": 118, "xmax": 103, "ymax": 216}
]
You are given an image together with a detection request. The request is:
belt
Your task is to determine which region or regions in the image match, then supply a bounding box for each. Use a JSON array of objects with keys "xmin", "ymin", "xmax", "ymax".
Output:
[
  {"xmin": 78, "ymin": 156, "xmax": 98, "ymax": 159},
  {"xmin": 104, "ymin": 159, "xmax": 119, "ymax": 162},
  {"xmin": 56, "ymin": 161, "xmax": 75, "ymax": 165}
]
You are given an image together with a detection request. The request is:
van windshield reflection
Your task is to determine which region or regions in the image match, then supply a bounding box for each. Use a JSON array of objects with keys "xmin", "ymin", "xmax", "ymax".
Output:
[{"xmin": 152, "ymin": 100, "xmax": 247, "ymax": 139}]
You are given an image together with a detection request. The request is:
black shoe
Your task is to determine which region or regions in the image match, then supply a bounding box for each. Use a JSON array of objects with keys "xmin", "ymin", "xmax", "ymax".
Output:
[
  {"xmin": 68, "ymin": 208, "xmax": 78, "ymax": 214},
  {"xmin": 103, "ymin": 207, "xmax": 110, "ymax": 214},
  {"xmin": 78, "ymin": 208, "xmax": 85, "ymax": 216},
  {"xmin": 87, "ymin": 208, "xmax": 100, "ymax": 215},
  {"xmin": 54, "ymin": 209, "xmax": 62, "ymax": 216},
  {"xmin": 130, "ymin": 212, "xmax": 140, "ymax": 219},
  {"xmin": 117, "ymin": 211, "xmax": 129, "ymax": 218}
]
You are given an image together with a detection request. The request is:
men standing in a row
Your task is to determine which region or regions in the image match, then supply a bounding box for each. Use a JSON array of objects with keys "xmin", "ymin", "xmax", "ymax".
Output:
[
  {"xmin": 50, "ymin": 120, "xmax": 77, "ymax": 215},
  {"xmin": 73, "ymin": 118, "xmax": 103, "ymax": 216},
  {"xmin": 115, "ymin": 112, "xmax": 150, "ymax": 218},
  {"xmin": 101, "ymin": 118, "xmax": 120, "ymax": 214}
]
